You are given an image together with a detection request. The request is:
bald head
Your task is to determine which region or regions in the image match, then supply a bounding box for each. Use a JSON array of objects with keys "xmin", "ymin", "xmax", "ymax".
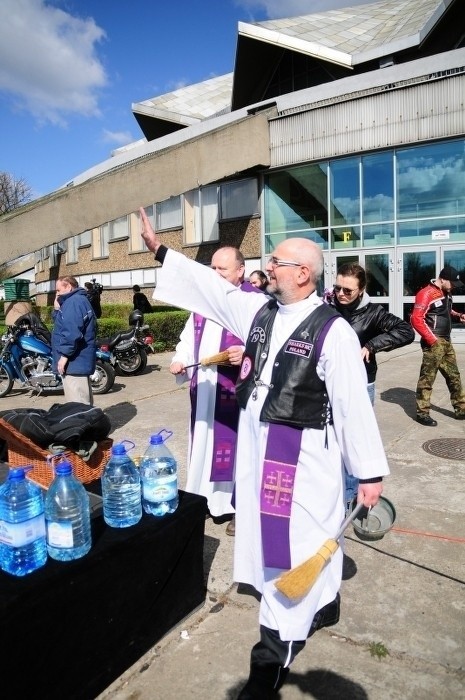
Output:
[
  {"xmin": 265, "ymin": 238, "xmax": 323, "ymax": 304},
  {"xmin": 211, "ymin": 246, "xmax": 245, "ymax": 287}
]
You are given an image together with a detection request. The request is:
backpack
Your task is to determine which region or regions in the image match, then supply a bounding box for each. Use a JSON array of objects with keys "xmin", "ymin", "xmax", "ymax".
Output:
[{"xmin": 0, "ymin": 402, "xmax": 111, "ymax": 449}]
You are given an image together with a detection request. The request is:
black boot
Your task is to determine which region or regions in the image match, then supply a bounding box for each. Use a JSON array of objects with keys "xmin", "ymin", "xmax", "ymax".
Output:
[{"xmin": 237, "ymin": 663, "xmax": 289, "ymax": 699}]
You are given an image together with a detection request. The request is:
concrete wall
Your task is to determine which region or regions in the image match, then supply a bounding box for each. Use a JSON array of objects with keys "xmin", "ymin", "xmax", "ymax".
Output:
[{"xmin": 0, "ymin": 114, "xmax": 270, "ymax": 265}]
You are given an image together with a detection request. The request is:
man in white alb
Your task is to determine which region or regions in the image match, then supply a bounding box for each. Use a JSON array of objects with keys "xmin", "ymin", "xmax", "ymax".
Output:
[{"xmin": 140, "ymin": 208, "xmax": 389, "ymax": 698}]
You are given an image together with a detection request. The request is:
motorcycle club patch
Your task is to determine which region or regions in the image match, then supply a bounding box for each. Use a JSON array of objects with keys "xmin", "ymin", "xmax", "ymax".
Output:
[
  {"xmin": 284, "ymin": 338, "xmax": 313, "ymax": 359},
  {"xmin": 250, "ymin": 326, "xmax": 266, "ymax": 344}
]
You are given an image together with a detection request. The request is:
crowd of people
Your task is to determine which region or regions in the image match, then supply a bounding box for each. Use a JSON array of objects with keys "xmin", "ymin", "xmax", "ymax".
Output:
[{"xmin": 48, "ymin": 219, "xmax": 465, "ymax": 699}]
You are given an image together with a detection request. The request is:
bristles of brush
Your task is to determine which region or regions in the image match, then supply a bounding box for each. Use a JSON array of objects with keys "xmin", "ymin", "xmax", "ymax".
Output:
[
  {"xmin": 275, "ymin": 539, "xmax": 339, "ymax": 600},
  {"xmin": 200, "ymin": 350, "xmax": 231, "ymax": 366}
]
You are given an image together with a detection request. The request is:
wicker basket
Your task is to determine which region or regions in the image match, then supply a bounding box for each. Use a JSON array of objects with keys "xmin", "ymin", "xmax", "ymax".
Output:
[{"xmin": 0, "ymin": 418, "xmax": 113, "ymax": 488}]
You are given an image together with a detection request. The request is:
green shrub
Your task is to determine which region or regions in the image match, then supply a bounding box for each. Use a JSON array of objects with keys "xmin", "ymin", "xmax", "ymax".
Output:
[
  {"xmin": 0, "ymin": 306, "xmax": 189, "ymax": 353},
  {"xmin": 149, "ymin": 311, "xmax": 189, "ymax": 351}
]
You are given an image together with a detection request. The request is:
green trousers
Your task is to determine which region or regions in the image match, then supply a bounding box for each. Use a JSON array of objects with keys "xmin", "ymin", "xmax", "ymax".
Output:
[{"xmin": 416, "ymin": 338, "xmax": 465, "ymax": 415}]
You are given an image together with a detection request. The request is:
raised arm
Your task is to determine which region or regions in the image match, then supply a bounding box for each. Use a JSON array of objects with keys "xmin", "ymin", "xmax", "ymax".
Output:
[{"xmin": 140, "ymin": 207, "xmax": 162, "ymax": 254}]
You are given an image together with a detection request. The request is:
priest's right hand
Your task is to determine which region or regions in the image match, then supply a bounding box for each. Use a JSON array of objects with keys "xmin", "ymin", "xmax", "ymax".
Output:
[{"xmin": 140, "ymin": 207, "xmax": 162, "ymax": 254}]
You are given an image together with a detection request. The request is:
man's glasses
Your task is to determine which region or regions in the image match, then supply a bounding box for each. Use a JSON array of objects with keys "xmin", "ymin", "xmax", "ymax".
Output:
[
  {"xmin": 333, "ymin": 284, "xmax": 358, "ymax": 296},
  {"xmin": 268, "ymin": 256, "xmax": 301, "ymax": 268}
]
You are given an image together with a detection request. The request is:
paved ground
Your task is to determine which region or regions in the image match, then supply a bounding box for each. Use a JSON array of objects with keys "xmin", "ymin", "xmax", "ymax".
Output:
[{"xmin": 2, "ymin": 343, "xmax": 464, "ymax": 699}]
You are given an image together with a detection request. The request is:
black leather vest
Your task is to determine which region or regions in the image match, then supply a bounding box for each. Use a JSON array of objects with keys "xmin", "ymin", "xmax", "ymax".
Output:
[{"xmin": 236, "ymin": 301, "xmax": 340, "ymax": 429}]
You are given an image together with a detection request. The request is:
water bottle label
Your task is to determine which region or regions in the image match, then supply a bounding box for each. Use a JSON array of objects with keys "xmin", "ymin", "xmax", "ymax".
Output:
[
  {"xmin": 0, "ymin": 514, "xmax": 46, "ymax": 547},
  {"xmin": 46, "ymin": 521, "xmax": 74, "ymax": 548},
  {"xmin": 142, "ymin": 475, "xmax": 177, "ymax": 503}
]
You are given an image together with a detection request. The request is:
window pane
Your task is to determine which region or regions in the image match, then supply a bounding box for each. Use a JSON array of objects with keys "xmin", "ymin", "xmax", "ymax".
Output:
[
  {"xmin": 156, "ymin": 196, "xmax": 182, "ymax": 230},
  {"xmin": 95, "ymin": 223, "xmax": 109, "ymax": 258},
  {"xmin": 264, "ymin": 229, "xmax": 328, "ymax": 255},
  {"xmin": 398, "ymin": 216, "xmax": 465, "ymax": 244},
  {"xmin": 331, "ymin": 226, "xmax": 360, "ymax": 249},
  {"xmin": 67, "ymin": 237, "xmax": 78, "ymax": 263},
  {"xmin": 362, "ymin": 223, "xmax": 395, "ymax": 247},
  {"xmin": 365, "ymin": 254, "xmax": 389, "ymax": 297},
  {"xmin": 220, "ymin": 179, "xmax": 258, "ymax": 219},
  {"xmin": 109, "ymin": 215, "xmax": 128, "ymax": 241},
  {"xmin": 78, "ymin": 230, "xmax": 91, "ymax": 247},
  {"xmin": 362, "ymin": 152, "xmax": 394, "ymax": 223},
  {"xmin": 201, "ymin": 186, "xmax": 219, "ymax": 242},
  {"xmin": 330, "ymin": 157, "xmax": 360, "ymax": 226},
  {"xmin": 403, "ymin": 251, "xmax": 435, "ymax": 296},
  {"xmin": 264, "ymin": 165, "xmax": 328, "ymax": 234},
  {"xmin": 184, "ymin": 190, "xmax": 200, "ymax": 244},
  {"xmin": 131, "ymin": 208, "xmax": 151, "ymax": 252},
  {"xmin": 397, "ymin": 140, "xmax": 465, "ymax": 219}
]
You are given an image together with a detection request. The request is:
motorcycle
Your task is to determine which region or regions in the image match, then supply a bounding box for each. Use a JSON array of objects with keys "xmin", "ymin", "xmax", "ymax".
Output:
[
  {"xmin": 97, "ymin": 310, "xmax": 153, "ymax": 376},
  {"xmin": 0, "ymin": 313, "xmax": 115, "ymax": 398}
]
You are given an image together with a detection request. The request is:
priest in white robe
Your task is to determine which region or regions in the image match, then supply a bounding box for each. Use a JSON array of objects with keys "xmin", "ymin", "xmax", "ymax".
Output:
[{"xmin": 140, "ymin": 208, "xmax": 389, "ymax": 698}]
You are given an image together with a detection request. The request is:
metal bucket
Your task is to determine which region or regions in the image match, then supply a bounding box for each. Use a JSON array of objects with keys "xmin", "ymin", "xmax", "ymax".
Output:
[{"xmin": 352, "ymin": 496, "xmax": 396, "ymax": 541}]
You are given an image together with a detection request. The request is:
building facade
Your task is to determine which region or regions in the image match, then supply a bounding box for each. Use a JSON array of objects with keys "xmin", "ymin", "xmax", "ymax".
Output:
[{"xmin": 1, "ymin": 0, "xmax": 464, "ymax": 337}]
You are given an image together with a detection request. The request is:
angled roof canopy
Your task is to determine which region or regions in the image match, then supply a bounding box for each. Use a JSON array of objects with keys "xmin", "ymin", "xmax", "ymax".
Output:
[
  {"xmin": 131, "ymin": 0, "xmax": 460, "ymax": 140},
  {"xmin": 232, "ymin": 0, "xmax": 460, "ymax": 108},
  {"xmin": 132, "ymin": 73, "xmax": 233, "ymax": 141}
]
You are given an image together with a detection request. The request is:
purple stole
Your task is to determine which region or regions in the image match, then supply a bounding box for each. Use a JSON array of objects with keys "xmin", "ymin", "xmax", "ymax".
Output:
[
  {"xmin": 189, "ymin": 281, "xmax": 263, "ymax": 482},
  {"xmin": 190, "ymin": 317, "xmax": 242, "ymax": 483},
  {"xmin": 260, "ymin": 313, "xmax": 338, "ymax": 570},
  {"xmin": 261, "ymin": 424, "xmax": 301, "ymax": 569}
]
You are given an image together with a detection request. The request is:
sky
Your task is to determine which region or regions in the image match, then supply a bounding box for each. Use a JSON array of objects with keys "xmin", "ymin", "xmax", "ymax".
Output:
[{"xmin": 0, "ymin": 0, "xmax": 376, "ymax": 200}]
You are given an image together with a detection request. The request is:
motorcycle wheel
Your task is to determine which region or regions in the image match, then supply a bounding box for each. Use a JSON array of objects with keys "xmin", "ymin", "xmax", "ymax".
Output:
[
  {"xmin": 0, "ymin": 365, "xmax": 13, "ymax": 398},
  {"xmin": 117, "ymin": 348, "xmax": 148, "ymax": 376},
  {"xmin": 90, "ymin": 360, "xmax": 116, "ymax": 394}
]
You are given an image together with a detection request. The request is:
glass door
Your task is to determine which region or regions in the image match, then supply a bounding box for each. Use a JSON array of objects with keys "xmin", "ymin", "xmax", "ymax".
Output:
[
  {"xmin": 398, "ymin": 246, "xmax": 465, "ymax": 343},
  {"xmin": 327, "ymin": 250, "xmax": 393, "ymax": 310}
]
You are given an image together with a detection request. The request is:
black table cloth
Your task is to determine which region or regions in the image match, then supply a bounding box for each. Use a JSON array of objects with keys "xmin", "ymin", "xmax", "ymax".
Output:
[{"xmin": 0, "ymin": 487, "xmax": 207, "ymax": 699}]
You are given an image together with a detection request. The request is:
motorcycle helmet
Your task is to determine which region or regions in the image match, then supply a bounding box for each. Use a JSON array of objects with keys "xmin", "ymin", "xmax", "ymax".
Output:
[{"xmin": 129, "ymin": 309, "xmax": 143, "ymax": 326}]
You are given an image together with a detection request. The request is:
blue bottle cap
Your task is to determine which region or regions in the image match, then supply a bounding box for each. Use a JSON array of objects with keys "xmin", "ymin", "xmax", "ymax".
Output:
[
  {"xmin": 55, "ymin": 461, "xmax": 73, "ymax": 476},
  {"xmin": 149, "ymin": 434, "xmax": 163, "ymax": 445},
  {"xmin": 111, "ymin": 443, "xmax": 128, "ymax": 455},
  {"xmin": 8, "ymin": 467, "xmax": 28, "ymax": 480}
]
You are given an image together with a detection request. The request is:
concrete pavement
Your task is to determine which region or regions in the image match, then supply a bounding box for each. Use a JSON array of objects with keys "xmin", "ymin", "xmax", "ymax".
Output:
[{"xmin": 2, "ymin": 343, "xmax": 464, "ymax": 698}]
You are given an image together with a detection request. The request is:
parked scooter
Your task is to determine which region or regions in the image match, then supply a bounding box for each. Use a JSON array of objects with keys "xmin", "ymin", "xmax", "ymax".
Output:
[
  {"xmin": 0, "ymin": 313, "xmax": 115, "ymax": 398},
  {"xmin": 97, "ymin": 310, "xmax": 152, "ymax": 376}
]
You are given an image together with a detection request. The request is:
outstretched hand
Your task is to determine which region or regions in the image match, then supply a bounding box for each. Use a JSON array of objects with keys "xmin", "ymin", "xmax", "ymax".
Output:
[{"xmin": 140, "ymin": 207, "xmax": 161, "ymax": 254}]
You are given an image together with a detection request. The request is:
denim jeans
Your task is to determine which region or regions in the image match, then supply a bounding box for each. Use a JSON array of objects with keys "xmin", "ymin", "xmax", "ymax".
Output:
[{"xmin": 344, "ymin": 382, "xmax": 375, "ymax": 508}]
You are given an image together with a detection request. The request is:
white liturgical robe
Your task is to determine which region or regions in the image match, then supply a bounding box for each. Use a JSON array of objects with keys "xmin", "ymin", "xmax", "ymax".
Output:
[{"xmin": 155, "ymin": 250, "xmax": 390, "ymax": 640}]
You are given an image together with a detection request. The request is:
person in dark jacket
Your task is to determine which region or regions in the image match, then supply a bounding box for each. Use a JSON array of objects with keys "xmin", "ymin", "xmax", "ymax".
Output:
[
  {"xmin": 327, "ymin": 262, "xmax": 414, "ymax": 508},
  {"xmin": 84, "ymin": 282, "xmax": 102, "ymax": 318},
  {"xmin": 52, "ymin": 276, "xmax": 97, "ymax": 405},
  {"xmin": 132, "ymin": 284, "xmax": 152, "ymax": 313}
]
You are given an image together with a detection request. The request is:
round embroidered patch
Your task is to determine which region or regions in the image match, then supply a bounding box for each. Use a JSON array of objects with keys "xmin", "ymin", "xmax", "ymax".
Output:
[{"xmin": 240, "ymin": 356, "xmax": 252, "ymax": 379}]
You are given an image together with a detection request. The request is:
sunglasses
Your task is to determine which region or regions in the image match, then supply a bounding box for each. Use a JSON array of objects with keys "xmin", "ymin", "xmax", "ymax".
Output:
[{"xmin": 333, "ymin": 284, "xmax": 358, "ymax": 296}]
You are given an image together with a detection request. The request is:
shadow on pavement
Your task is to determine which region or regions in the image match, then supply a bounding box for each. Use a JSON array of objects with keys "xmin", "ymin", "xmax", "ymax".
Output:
[
  {"xmin": 225, "ymin": 669, "xmax": 368, "ymax": 700},
  {"xmin": 287, "ymin": 669, "xmax": 368, "ymax": 699},
  {"xmin": 104, "ymin": 401, "xmax": 137, "ymax": 431},
  {"xmin": 380, "ymin": 387, "xmax": 416, "ymax": 417},
  {"xmin": 203, "ymin": 534, "xmax": 220, "ymax": 588},
  {"xmin": 380, "ymin": 387, "xmax": 455, "ymax": 419}
]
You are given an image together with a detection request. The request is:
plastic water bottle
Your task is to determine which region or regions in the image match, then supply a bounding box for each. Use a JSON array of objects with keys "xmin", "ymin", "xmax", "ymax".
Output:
[
  {"xmin": 101, "ymin": 442, "xmax": 142, "ymax": 528},
  {"xmin": 44, "ymin": 460, "xmax": 92, "ymax": 561},
  {"xmin": 0, "ymin": 466, "xmax": 47, "ymax": 576},
  {"xmin": 140, "ymin": 430, "xmax": 179, "ymax": 516}
]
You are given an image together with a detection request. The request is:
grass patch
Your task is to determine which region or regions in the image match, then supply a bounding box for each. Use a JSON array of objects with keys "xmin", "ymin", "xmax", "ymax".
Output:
[{"xmin": 368, "ymin": 641, "xmax": 389, "ymax": 660}]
